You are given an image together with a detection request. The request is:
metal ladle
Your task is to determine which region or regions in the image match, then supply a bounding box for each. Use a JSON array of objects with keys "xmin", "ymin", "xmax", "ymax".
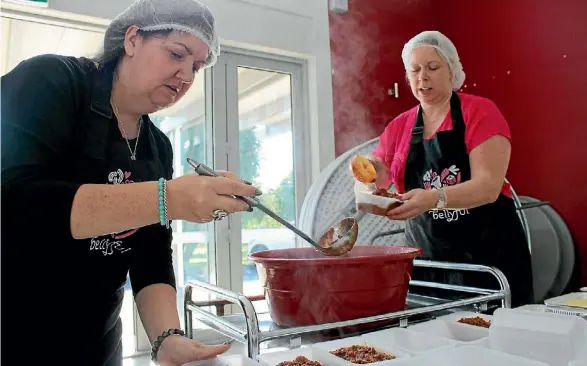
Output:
[{"xmin": 187, "ymin": 158, "xmax": 358, "ymax": 256}]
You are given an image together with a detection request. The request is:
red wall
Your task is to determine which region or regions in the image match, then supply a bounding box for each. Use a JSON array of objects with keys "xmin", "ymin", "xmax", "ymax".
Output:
[
  {"xmin": 330, "ymin": 0, "xmax": 587, "ymax": 286},
  {"xmin": 329, "ymin": 0, "xmax": 438, "ymax": 155}
]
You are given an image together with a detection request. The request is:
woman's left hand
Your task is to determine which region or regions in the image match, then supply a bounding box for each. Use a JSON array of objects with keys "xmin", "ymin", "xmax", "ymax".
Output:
[
  {"xmin": 386, "ymin": 189, "xmax": 437, "ymax": 220},
  {"xmin": 157, "ymin": 336, "xmax": 230, "ymax": 366}
]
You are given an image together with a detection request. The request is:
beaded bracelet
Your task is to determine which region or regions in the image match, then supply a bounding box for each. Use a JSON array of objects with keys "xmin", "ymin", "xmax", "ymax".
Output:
[
  {"xmin": 158, "ymin": 178, "xmax": 170, "ymax": 229},
  {"xmin": 151, "ymin": 328, "xmax": 185, "ymax": 362}
]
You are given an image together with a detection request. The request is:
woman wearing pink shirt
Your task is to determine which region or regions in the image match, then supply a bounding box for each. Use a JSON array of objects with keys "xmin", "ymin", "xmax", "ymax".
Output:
[{"xmin": 369, "ymin": 31, "xmax": 533, "ymax": 307}]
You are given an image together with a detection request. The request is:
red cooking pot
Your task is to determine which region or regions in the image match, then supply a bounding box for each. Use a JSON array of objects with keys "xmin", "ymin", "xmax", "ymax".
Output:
[{"xmin": 249, "ymin": 245, "xmax": 422, "ymax": 327}]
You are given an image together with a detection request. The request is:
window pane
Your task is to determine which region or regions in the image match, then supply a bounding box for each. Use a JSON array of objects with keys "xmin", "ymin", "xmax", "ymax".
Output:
[
  {"xmin": 237, "ymin": 67, "xmax": 297, "ymax": 297},
  {"xmin": 180, "ymin": 123, "xmax": 207, "ymax": 233},
  {"xmin": 151, "ymin": 72, "xmax": 215, "ymax": 326},
  {"xmin": 183, "ymin": 242, "xmax": 210, "ymax": 283}
]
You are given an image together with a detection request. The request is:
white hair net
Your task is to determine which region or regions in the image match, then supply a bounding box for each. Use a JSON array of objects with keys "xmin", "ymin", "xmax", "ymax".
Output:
[
  {"xmin": 104, "ymin": 0, "xmax": 220, "ymax": 68},
  {"xmin": 401, "ymin": 31, "xmax": 465, "ymax": 90}
]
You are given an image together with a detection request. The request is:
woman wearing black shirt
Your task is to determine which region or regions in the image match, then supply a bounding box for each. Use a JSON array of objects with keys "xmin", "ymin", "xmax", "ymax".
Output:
[{"xmin": 1, "ymin": 0, "xmax": 256, "ymax": 364}]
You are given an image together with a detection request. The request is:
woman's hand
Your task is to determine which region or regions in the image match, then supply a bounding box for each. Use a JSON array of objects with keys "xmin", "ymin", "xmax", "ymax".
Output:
[
  {"xmin": 386, "ymin": 188, "xmax": 437, "ymax": 220},
  {"xmin": 166, "ymin": 172, "xmax": 259, "ymax": 223},
  {"xmin": 157, "ymin": 336, "xmax": 230, "ymax": 366}
]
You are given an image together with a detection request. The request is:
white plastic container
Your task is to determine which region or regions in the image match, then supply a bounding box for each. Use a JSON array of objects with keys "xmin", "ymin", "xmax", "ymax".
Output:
[
  {"xmin": 569, "ymin": 358, "xmax": 587, "ymax": 366},
  {"xmin": 515, "ymin": 304, "xmax": 548, "ymax": 312},
  {"xmin": 380, "ymin": 357, "xmax": 443, "ymax": 366},
  {"xmin": 354, "ymin": 181, "xmax": 403, "ymax": 216},
  {"xmin": 311, "ymin": 336, "xmax": 410, "ymax": 366},
  {"xmin": 469, "ymin": 336, "xmax": 490, "ymax": 349},
  {"xmin": 362, "ymin": 327, "xmax": 458, "ymax": 355},
  {"xmin": 436, "ymin": 311, "xmax": 492, "ymax": 325},
  {"xmin": 545, "ymin": 292, "xmax": 587, "ymax": 317},
  {"xmin": 408, "ymin": 317, "xmax": 488, "ymax": 343},
  {"xmin": 258, "ymin": 347, "xmax": 333, "ymax": 366},
  {"xmin": 419, "ymin": 345, "xmax": 550, "ymax": 366},
  {"xmin": 489, "ymin": 308, "xmax": 587, "ymax": 366},
  {"xmin": 545, "ymin": 292, "xmax": 587, "ymax": 309},
  {"xmin": 185, "ymin": 355, "xmax": 260, "ymax": 366}
]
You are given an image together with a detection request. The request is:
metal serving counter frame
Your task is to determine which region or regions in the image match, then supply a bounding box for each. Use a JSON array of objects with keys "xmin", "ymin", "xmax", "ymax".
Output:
[{"xmin": 184, "ymin": 260, "xmax": 511, "ymax": 360}]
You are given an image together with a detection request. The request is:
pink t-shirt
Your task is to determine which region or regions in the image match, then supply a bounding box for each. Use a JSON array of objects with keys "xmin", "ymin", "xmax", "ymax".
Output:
[{"xmin": 372, "ymin": 92, "xmax": 513, "ymax": 198}]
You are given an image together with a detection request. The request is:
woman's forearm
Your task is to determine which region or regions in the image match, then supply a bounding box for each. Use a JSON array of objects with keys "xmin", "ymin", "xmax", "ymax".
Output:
[
  {"xmin": 135, "ymin": 284, "xmax": 181, "ymax": 343},
  {"xmin": 70, "ymin": 181, "xmax": 160, "ymax": 239},
  {"xmin": 442, "ymin": 179, "xmax": 501, "ymax": 210}
]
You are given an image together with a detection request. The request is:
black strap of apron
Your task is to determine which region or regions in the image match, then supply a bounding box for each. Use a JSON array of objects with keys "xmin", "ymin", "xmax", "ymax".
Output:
[{"xmin": 409, "ymin": 92, "xmax": 465, "ymax": 145}]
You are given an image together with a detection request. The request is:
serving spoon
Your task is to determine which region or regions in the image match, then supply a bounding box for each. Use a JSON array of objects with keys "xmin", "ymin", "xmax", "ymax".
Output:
[{"xmin": 187, "ymin": 158, "xmax": 358, "ymax": 256}]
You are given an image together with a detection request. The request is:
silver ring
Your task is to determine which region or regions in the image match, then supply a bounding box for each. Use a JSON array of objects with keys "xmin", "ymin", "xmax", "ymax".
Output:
[{"xmin": 212, "ymin": 209, "xmax": 228, "ymax": 221}]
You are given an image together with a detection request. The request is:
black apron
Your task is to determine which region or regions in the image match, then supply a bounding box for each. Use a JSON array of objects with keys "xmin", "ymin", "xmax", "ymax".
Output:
[
  {"xmin": 97, "ymin": 122, "xmax": 166, "ymax": 365},
  {"xmin": 70, "ymin": 67, "xmax": 167, "ymax": 365},
  {"xmin": 403, "ymin": 92, "xmax": 534, "ymax": 308}
]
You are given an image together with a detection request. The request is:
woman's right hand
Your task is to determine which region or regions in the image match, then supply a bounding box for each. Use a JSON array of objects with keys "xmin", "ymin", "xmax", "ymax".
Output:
[{"xmin": 166, "ymin": 174, "xmax": 259, "ymax": 223}]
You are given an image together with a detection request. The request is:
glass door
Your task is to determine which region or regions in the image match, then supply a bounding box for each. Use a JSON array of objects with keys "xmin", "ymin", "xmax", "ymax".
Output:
[
  {"xmin": 217, "ymin": 51, "xmax": 310, "ymax": 304},
  {"xmin": 138, "ymin": 69, "xmax": 228, "ymax": 350}
]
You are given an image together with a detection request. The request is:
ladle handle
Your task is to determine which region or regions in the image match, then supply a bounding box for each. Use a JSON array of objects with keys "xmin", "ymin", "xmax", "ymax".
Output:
[
  {"xmin": 254, "ymin": 202, "xmax": 320, "ymax": 247},
  {"xmin": 186, "ymin": 158, "xmax": 321, "ymax": 249},
  {"xmin": 187, "ymin": 158, "xmax": 260, "ymax": 207}
]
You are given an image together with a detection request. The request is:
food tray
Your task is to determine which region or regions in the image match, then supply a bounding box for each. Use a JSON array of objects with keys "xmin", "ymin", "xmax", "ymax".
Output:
[
  {"xmin": 545, "ymin": 292, "xmax": 587, "ymax": 317},
  {"xmin": 436, "ymin": 311, "xmax": 492, "ymax": 326},
  {"xmin": 407, "ymin": 317, "xmax": 488, "ymax": 343},
  {"xmin": 569, "ymin": 358, "xmax": 587, "ymax": 366},
  {"xmin": 258, "ymin": 347, "xmax": 333, "ymax": 366},
  {"xmin": 489, "ymin": 308, "xmax": 587, "ymax": 366},
  {"xmin": 354, "ymin": 182, "xmax": 403, "ymax": 216},
  {"xmin": 419, "ymin": 345, "xmax": 549, "ymax": 366},
  {"xmin": 311, "ymin": 336, "xmax": 411, "ymax": 366},
  {"xmin": 362, "ymin": 327, "xmax": 458, "ymax": 355},
  {"xmin": 185, "ymin": 355, "xmax": 260, "ymax": 366},
  {"xmin": 381, "ymin": 359, "xmax": 442, "ymax": 366},
  {"xmin": 515, "ymin": 304, "xmax": 547, "ymax": 312}
]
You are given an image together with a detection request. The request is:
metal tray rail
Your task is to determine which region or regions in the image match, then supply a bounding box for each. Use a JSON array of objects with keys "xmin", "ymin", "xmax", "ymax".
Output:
[{"xmin": 184, "ymin": 259, "xmax": 512, "ymax": 359}]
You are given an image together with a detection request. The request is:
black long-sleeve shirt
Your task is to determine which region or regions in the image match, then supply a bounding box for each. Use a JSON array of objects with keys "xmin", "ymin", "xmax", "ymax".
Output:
[{"xmin": 1, "ymin": 54, "xmax": 176, "ymax": 364}]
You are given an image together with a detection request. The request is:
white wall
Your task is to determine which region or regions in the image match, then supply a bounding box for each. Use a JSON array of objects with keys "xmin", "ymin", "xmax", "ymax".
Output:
[{"xmin": 1, "ymin": 0, "xmax": 336, "ymax": 179}]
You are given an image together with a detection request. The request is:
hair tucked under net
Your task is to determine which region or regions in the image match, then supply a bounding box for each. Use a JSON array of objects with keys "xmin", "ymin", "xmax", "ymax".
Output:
[
  {"xmin": 96, "ymin": 0, "xmax": 219, "ymax": 69},
  {"xmin": 401, "ymin": 31, "xmax": 466, "ymax": 90}
]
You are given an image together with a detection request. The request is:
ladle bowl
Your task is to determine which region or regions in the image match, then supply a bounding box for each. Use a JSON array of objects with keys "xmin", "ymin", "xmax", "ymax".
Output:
[{"xmin": 316, "ymin": 217, "xmax": 358, "ymax": 256}]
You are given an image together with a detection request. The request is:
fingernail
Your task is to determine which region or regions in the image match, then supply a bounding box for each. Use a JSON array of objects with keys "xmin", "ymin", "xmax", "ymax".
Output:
[
  {"xmin": 255, "ymin": 189, "xmax": 262, "ymax": 196},
  {"xmin": 241, "ymin": 179, "xmax": 252, "ymax": 185}
]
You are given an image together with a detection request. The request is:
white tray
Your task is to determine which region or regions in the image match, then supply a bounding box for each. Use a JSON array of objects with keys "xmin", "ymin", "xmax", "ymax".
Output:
[
  {"xmin": 185, "ymin": 355, "xmax": 260, "ymax": 366},
  {"xmin": 515, "ymin": 304, "xmax": 547, "ymax": 312},
  {"xmin": 545, "ymin": 292, "xmax": 587, "ymax": 316},
  {"xmin": 489, "ymin": 308, "xmax": 587, "ymax": 366},
  {"xmin": 362, "ymin": 327, "xmax": 458, "ymax": 355},
  {"xmin": 419, "ymin": 345, "xmax": 550, "ymax": 366},
  {"xmin": 569, "ymin": 358, "xmax": 587, "ymax": 366},
  {"xmin": 408, "ymin": 317, "xmax": 488, "ymax": 343},
  {"xmin": 354, "ymin": 181, "xmax": 402, "ymax": 217},
  {"xmin": 311, "ymin": 336, "xmax": 411, "ymax": 366},
  {"xmin": 258, "ymin": 347, "xmax": 333, "ymax": 366},
  {"xmin": 378, "ymin": 357, "xmax": 443, "ymax": 366},
  {"xmin": 436, "ymin": 311, "xmax": 492, "ymax": 327}
]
